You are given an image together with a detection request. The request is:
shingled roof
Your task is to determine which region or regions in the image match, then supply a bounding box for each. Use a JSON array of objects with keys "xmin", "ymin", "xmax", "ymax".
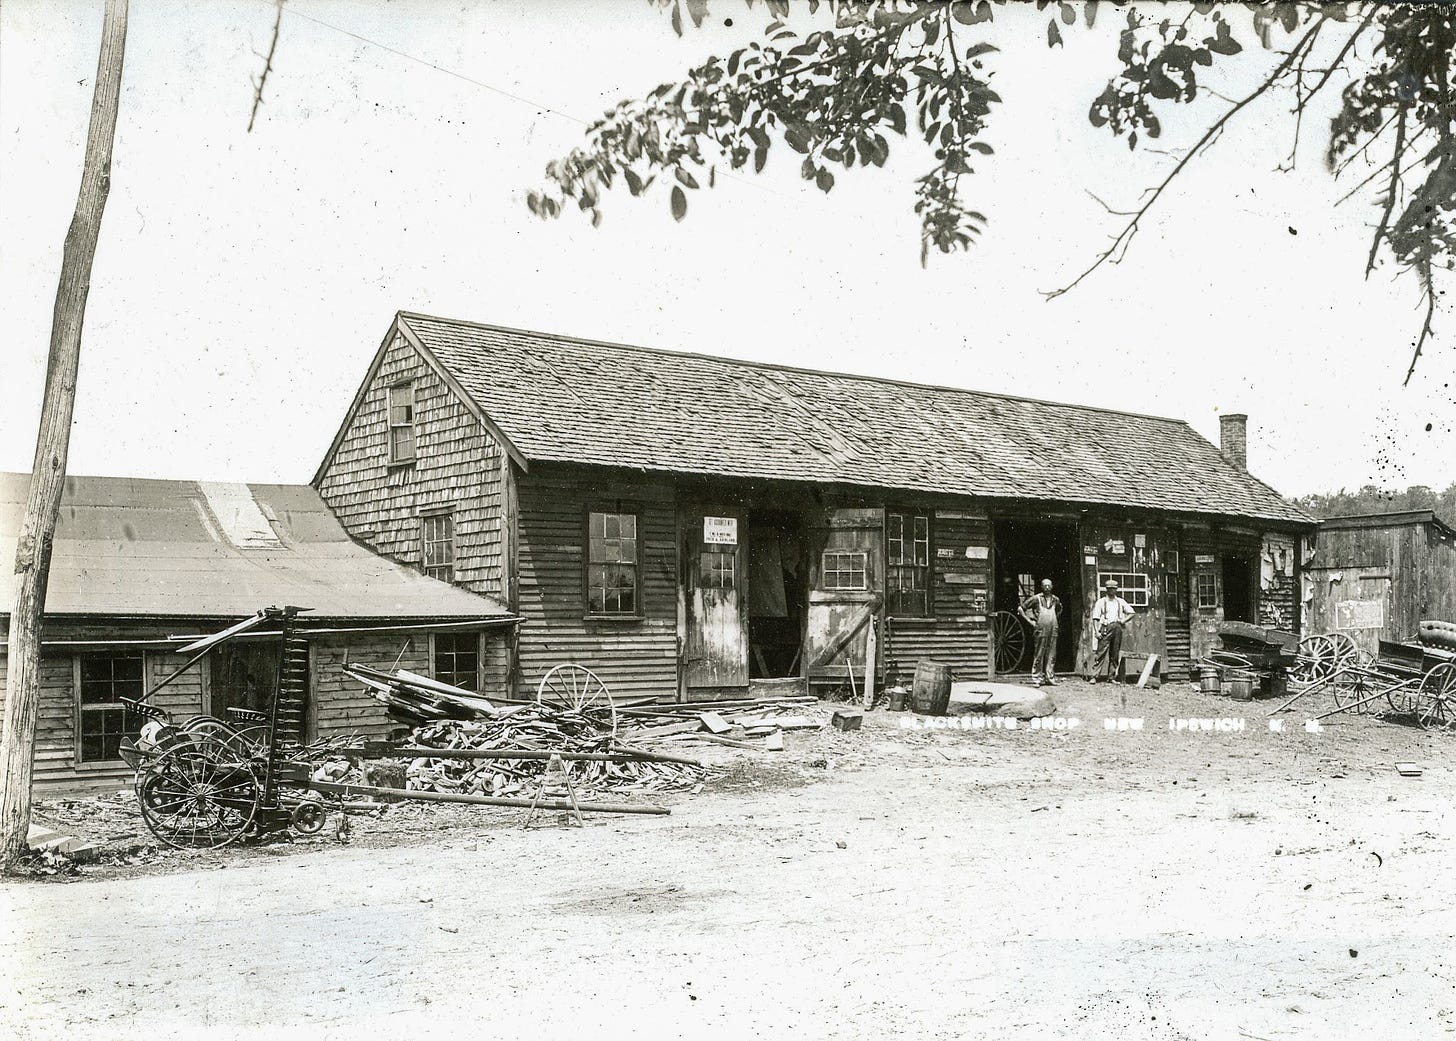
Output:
[
  {"xmin": 0, "ymin": 473, "xmax": 514, "ymax": 620},
  {"xmin": 393, "ymin": 311, "xmax": 1314, "ymax": 527}
]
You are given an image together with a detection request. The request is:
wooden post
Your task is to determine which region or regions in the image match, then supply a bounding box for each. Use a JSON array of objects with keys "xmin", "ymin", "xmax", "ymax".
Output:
[
  {"xmin": 861, "ymin": 613, "xmax": 878, "ymax": 709},
  {"xmin": 0, "ymin": 0, "xmax": 128, "ymax": 867}
]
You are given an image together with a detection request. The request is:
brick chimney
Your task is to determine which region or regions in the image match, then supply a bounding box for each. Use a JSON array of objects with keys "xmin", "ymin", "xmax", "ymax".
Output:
[{"xmin": 1219, "ymin": 413, "xmax": 1248, "ymax": 471}]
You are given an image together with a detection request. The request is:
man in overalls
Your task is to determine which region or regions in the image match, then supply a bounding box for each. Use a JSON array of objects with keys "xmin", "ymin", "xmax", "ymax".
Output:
[{"xmin": 1019, "ymin": 579, "xmax": 1063, "ymax": 687}]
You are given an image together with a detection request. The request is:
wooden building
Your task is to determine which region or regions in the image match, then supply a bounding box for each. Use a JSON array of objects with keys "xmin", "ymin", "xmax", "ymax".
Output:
[
  {"xmin": 0, "ymin": 473, "xmax": 514, "ymax": 791},
  {"xmin": 314, "ymin": 312, "xmax": 1315, "ymax": 701},
  {"xmin": 1304, "ymin": 510, "xmax": 1456, "ymax": 653}
]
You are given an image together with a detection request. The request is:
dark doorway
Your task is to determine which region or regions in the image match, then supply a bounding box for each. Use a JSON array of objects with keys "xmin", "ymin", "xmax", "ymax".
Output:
[
  {"xmin": 992, "ymin": 519, "xmax": 1082, "ymax": 673},
  {"xmin": 1222, "ymin": 555, "xmax": 1254, "ymax": 623},
  {"xmin": 747, "ymin": 510, "xmax": 807, "ymax": 678},
  {"xmin": 209, "ymin": 638, "xmax": 309, "ymax": 741}
]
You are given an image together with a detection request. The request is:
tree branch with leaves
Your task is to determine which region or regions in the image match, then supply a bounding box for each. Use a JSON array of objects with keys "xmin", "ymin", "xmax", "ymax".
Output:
[{"xmin": 530, "ymin": 0, "xmax": 1456, "ymax": 382}]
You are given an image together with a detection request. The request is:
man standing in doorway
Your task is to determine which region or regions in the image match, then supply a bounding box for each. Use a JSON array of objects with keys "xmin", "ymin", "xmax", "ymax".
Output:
[
  {"xmin": 1019, "ymin": 579, "xmax": 1063, "ymax": 686},
  {"xmin": 1090, "ymin": 579, "xmax": 1135, "ymax": 682}
]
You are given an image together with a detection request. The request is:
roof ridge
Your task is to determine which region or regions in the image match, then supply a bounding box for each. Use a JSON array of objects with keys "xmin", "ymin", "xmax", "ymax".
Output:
[{"xmin": 397, "ymin": 310, "xmax": 1198, "ymax": 429}]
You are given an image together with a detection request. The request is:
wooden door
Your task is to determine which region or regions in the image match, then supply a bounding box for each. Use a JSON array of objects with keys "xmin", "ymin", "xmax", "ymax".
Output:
[{"xmin": 682, "ymin": 509, "xmax": 750, "ymax": 692}]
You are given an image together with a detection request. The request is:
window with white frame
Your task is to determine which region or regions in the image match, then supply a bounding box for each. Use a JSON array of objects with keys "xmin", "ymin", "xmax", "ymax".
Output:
[
  {"xmin": 1196, "ymin": 571, "xmax": 1219, "ymax": 609},
  {"xmin": 1098, "ymin": 572, "xmax": 1151, "ymax": 608},
  {"xmin": 432, "ymin": 631, "xmax": 479, "ymax": 692},
  {"xmin": 587, "ymin": 510, "xmax": 639, "ymax": 615},
  {"xmin": 822, "ymin": 551, "xmax": 868, "ymax": 591},
  {"xmin": 421, "ymin": 512, "xmax": 455, "ymax": 582},
  {"xmin": 387, "ymin": 383, "xmax": 416, "ymax": 465},
  {"xmin": 886, "ymin": 511, "xmax": 930, "ymax": 616},
  {"xmin": 699, "ymin": 549, "xmax": 735, "ymax": 590},
  {"xmin": 77, "ymin": 652, "xmax": 144, "ymax": 763}
]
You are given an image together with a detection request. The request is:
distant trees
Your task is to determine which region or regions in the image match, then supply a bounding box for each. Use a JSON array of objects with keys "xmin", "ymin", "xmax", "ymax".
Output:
[{"xmin": 1296, "ymin": 482, "xmax": 1456, "ymax": 524}]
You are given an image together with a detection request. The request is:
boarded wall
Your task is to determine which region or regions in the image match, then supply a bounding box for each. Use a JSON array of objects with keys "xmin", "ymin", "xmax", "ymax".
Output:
[{"xmin": 882, "ymin": 507, "xmax": 991, "ymax": 683}]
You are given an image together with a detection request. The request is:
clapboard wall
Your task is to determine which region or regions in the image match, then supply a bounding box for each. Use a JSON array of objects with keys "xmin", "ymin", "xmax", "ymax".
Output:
[
  {"xmin": 514, "ymin": 466, "xmax": 680, "ymax": 701},
  {"xmin": 881, "ymin": 507, "xmax": 992, "ymax": 684}
]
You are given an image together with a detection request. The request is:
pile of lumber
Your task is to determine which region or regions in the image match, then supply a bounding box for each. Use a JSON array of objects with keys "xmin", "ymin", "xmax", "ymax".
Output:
[{"xmin": 620, "ymin": 694, "xmax": 822, "ymax": 753}]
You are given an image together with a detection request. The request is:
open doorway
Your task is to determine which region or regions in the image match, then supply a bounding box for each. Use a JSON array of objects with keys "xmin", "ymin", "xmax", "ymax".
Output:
[
  {"xmin": 747, "ymin": 510, "xmax": 807, "ymax": 678},
  {"xmin": 992, "ymin": 519, "xmax": 1082, "ymax": 673},
  {"xmin": 1222, "ymin": 555, "xmax": 1254, "ymax": 623}
]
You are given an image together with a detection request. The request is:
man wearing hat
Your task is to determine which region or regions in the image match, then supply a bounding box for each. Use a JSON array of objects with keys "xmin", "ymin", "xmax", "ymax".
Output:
[{"xmin": 1089, "ymin": 578, "xmax": 1135, "ymax": 682}]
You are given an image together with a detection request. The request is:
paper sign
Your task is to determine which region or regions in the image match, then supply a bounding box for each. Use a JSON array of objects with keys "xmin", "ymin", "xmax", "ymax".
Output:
[
  {"xmin": 1336, "ymin": 599, "xmax": 1385, "ymax": 630},
  {"xmin": 1194, "ymin": 554, "xmax": 1215, "ymax": 565},
  {"xmin": 936, "ymin": 548, "xmax": 956, "ymax": 559},
  {"xmin": 1084, "ymin": 554, "xmax": 1097, "ymax": 565},
  {"xmin": 1134, "ymin": 534, "xmax": 1147, "ymax": 548},
  {"xmin": 703, "ymin": 516, "xmax": 738, "ymax": 545},
  {"xmin": 1083, "ymin": 545, "xmax": 1099, "ymax": 554},
  {"xmin": 965, "ymin": 546, "xmax": 989, "ymax": 560},
  {"xmin": 1104, "ymin": 539, "xmax": 1126, "ymax": 555}
]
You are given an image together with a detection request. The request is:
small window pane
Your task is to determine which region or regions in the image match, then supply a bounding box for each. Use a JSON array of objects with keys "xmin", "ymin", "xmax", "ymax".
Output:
[
  {"xmin": 433, "ymin": 631, "xmax": 479, "ymax": 692},
  {"xmin": 822, "ymin": 551, "xmax": 868, "ymax": 591},
  {"xmin": 587, "ymin": 512, "xmax": 640, "ymax": 615}
]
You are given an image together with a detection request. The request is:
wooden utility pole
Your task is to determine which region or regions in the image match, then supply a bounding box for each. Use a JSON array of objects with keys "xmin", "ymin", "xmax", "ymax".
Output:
[{"xmin": 0, "ymin": 0, "xmax": 129, "ymax": 867}]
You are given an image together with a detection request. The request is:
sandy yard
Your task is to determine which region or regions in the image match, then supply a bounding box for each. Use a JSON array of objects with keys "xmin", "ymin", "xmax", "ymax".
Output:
[{"xmin": 2, "ymin": 677, "xmax": 1454, "ymax": 1041}]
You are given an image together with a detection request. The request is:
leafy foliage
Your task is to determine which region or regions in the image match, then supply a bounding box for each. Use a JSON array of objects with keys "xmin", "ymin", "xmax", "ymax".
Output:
[
  {"xmin": 1297, "ymin": 481, "xmax": 1456, "ymax": 527},
  {"xmin": 529, "ymin": 1, "xmax": 1456, "ymax": 379}
]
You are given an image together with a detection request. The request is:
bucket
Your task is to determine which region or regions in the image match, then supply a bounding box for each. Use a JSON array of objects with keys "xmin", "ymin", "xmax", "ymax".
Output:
[
  {"xmin": 888, "ymin": 687, "xmax": 908, "ymax": 712},
  {"xmin": 1224, "ymin": 677, "xmax": 1254, "ymax": 701},
  {"xmin": 911, "ymin": 662, "xmax": 953, "ymax": 716},
  {"xmin": 1198, "ymin": 666, "xmax": 1220, "ymax": 695}
]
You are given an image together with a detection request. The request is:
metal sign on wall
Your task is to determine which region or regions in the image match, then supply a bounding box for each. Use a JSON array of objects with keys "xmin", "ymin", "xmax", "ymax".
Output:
[{"xmin": 703, "ymin": 516, "xmax": 738, "ymax": 545}]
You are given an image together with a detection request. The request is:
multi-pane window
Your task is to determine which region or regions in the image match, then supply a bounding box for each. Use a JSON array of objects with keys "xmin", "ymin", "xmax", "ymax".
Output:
[
  {"xmin": 700, "ymin": 549, "xmax": 735, "ymax": 589},
  {"xmin": 822, "ymin": 551, "xmax": 868, "ymax": 591},
  {"xmin": 588, "ymin": 511, "xmax": 638, "ymax": 615},
  {"xmin": 422, "ymin": 512, "xmax": 454, "ymax": 582},
  {"xmin": 433, "ymin": 631, "xmax": 479, "ymax": 692},
  {"xmin": 77, "ymin": 653, "xmax": 143, "ymax": 763},
  {"xmin": 1099, "ymin": 572, "xmax": 1151, "ymax": 608},
  {"xmin": 1196, "ymin": 571, "xmax": 1219, "ymax": 609},
  {"xmin": 886, "ymin": 511, "xmax": 931, "ymax": 616},
  {"xmin": 387, "ymin": 383, "xmax": 416, "ymax": 464}
]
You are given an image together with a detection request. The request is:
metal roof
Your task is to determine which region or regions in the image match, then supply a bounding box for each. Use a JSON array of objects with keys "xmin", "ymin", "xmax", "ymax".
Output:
[
  {"xmin": 386, "ymin": 311, "xmax": 1315, "ymax": 527},
  {"xmin": 0, "ymin": 473, "xmax": 513, "ymax": 621}
]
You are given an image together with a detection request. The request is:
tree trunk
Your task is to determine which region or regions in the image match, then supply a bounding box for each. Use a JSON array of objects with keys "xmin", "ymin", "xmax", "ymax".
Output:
[{"xmin": 0, "ymin": 0, "xmax": 128, "ymax": 867}]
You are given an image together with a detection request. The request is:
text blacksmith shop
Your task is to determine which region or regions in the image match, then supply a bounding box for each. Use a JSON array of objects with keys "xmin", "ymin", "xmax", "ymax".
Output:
[{"xmin": 314, "ymin": 311, "xmax": 1317, "ymax": 700}]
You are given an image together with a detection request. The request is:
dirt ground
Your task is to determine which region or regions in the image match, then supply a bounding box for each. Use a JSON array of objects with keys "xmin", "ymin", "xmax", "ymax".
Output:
[{"xmin": 3, "ymin": 678, "xmax": 1454, "ymax": 1041}]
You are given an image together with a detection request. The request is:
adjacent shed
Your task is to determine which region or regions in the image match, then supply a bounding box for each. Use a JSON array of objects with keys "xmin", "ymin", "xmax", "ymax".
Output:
[
  {"xmin": 1304, "ymin": 510, "xmax": 1456, "ymax": 654},
  {"xmin": 314, "ymin": 311, "xmax": 1316, "ymax": 702},
  {"xmin": 0, "ymin": 472, "xmax": 514, "ymax": 791}
]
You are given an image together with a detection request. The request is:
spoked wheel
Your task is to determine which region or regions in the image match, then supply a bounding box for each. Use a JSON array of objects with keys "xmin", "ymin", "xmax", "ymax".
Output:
[
  {"xmin": 1415, "ymin": 663, "xmax": 1456, "ymax": 731},
  {"xmin": 536, "ymin": 664, "xmax": 617, "ymax": 742},
  {"xmin": 1295, "ymin": 634, "xmax": 1361, "ymax": 685},
  {"xmin": 177, "ymin": 715, "xmax": 268, "ymax": 757},
  {"xmin": 990, "ymin": 612, "xmax": 1028, "ymax": 675},
  {"xmin": 1331, "ymin": 670, "xmax": 1377, "ymax": 715},
  {"xmin": 136, "ymin": 737, "xmax": 260, "ymax": 849}
]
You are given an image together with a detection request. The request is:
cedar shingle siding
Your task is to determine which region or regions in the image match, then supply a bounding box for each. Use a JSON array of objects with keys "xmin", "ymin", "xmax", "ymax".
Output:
[{"xmin": 316, "ymin": 330, "xmax": 508, "ymax": 600}]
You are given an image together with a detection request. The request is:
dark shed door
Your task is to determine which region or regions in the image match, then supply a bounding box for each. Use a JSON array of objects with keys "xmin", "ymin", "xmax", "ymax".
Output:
[{"xmin": 682, "ymin": 508, "xmax": 750, "ymax": 691}]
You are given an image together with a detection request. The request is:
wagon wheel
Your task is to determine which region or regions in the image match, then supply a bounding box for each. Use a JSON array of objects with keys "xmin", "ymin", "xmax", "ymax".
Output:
[
  {"xmin": 536, "ymin": 664, "xmax": 617, "ymax": 742},
  {"xmin": 1294, "ymin": 634, "xmax": 1336, "ymax": 684},
  {"xmin": 1326, "ymin": 633, "xmax": 1362, "ymax": 672},
  {"xmin": 135, "ymin": 737, "xmax": 260, "ymax": 849},
  {"xmin": 1415, "ymin": 663, "xmax": 1456, "ymax": 731},
  {"xmin": 990, "ymin": 611, "xmax": 1028, "ymax": 675},
  {"xmin": 1330, "ymin": 669, "xmax": 1377, "ymax": 714}
]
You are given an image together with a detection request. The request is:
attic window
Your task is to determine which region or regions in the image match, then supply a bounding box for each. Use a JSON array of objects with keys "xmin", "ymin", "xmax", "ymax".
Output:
[
  {"xmin": 388, "ymin": 383, "xmax": 416, "ymax": 465},
  {"xmin": 422, "ymin": 512, "xmax": 455, "ymax": 582}
]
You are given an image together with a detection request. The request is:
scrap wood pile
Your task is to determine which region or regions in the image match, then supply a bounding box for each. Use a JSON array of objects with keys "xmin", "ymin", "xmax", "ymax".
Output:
[{"xmin": 342, "ymin": 664, "xmax": 827, "ymax": 797}]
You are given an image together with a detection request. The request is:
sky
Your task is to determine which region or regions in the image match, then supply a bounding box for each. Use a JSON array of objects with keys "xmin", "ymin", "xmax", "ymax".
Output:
[{"xmin": 0, "ymin": 0, "xmax": 1451, "ymax": 497}]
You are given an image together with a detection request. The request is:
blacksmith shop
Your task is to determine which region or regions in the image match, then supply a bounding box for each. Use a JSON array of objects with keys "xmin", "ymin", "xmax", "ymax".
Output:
[
  {"xmin": 313, "ymin": 311, "xmax": 1317, "ymax": 702},
  {"xmin": 0, "ymin": 473, "xmax": 515, "ymax": 790}
]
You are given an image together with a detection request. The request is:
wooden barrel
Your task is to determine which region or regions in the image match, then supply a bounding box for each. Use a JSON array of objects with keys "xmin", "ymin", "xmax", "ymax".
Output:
[
  {"xmin": 1198, "ymin": 666, "xmax": 1220, "ymax": 694},
  {"xmin": 1224, "ymin": 676, "xmax": 1254, "ymax": 701},
  {"xmin": 911, "ymin": 662, "xmax": 953, "ymax": 715}
]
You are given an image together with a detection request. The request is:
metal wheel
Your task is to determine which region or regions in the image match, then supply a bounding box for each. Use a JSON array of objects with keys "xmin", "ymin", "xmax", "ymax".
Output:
[
  {"xmin": 990, "ymin": 611, "xmax": 1028, "ymax": 674},
  {"xmin": 135, "ymin": 737, "xmax": 260, "ymax": 849},
  {"xmin": 179, "ymin": 716, "xmax": 267, "ymax": 758},
  {"xmin": 536, "ymin": 664, "xmax": 617, "ymax": 741},
  {"xmin": 1415, "ymin": 663, "xmax": 1456, "ymax": 731},
  {"xmin": 289, "ymin": 798, "xmax": 327, "ymax": 836}
]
